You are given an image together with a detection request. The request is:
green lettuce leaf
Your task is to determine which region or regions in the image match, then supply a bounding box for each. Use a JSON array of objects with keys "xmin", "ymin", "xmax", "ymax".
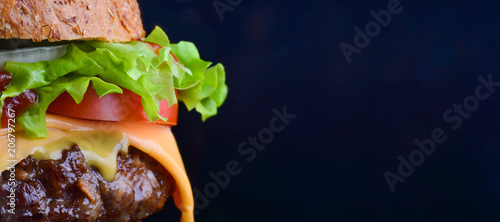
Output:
[
  {"xmin": 170, "ymin": 42, "xmax": 228, "ymax": 121},
  {"xmin": 18, "ymin": 75, "xmax": 122, "ymax": 138},
  {"xmin": 146, "ymin": 28, "xmax": 228, "ymax": 121},
  {"xmin": 2, "ymin": 26, "xmax": 227, "ymax": 138}
]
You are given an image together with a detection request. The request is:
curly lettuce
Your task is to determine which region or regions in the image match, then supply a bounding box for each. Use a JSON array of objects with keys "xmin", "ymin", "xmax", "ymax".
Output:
[{"xmin": 2, "ymin": 26, "xmax": 228, "ymax": 138}]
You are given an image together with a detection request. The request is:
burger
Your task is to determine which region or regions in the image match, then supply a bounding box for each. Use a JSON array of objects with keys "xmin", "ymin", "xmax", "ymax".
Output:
[{"xmin": 0, "ymin": 0, "xmax": 227, "ymax": 221}]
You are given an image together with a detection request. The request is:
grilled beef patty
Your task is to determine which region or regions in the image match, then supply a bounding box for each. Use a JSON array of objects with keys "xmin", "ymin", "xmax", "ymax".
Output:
[{"xmin": 0, "ymin": 146, "xmax": 173, "ymax": 221}]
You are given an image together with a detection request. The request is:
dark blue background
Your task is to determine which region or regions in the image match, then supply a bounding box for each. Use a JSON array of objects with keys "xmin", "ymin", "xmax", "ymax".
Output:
[{"xmin": 140, "ymin": 0, "xmax": 500, "ymax": 221}]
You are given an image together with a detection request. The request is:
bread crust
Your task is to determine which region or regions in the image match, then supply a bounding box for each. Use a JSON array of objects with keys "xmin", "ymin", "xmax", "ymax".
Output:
[{"xmin": 0, "ymin": 0, "xmax": 145, "ymax": 42}]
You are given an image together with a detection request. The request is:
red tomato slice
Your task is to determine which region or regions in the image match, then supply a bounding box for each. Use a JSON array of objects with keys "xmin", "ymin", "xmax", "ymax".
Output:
[
  {"xmin": 48, "ymin": 42, "xmax": 183, "ymax": 125},
  {"xmin": 47, "ymin": 87, "xmax": 178, "ymax": 125}
]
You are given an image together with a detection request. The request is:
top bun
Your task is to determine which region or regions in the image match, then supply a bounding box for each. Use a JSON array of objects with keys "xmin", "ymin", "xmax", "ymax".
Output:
[{"xmin": 0, "ymin": 0, "xmax": 145, "ymax": 42}]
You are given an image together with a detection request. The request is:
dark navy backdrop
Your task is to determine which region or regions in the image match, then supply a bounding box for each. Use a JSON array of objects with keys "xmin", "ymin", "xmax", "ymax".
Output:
[{"xmin": 140, "ymin": 0, "xmax": 500, "ymax": 221}]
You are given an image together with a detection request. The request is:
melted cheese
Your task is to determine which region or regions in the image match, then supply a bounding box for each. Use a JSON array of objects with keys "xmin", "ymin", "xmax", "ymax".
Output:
[{"xmin": 0, "ymin": 113, "xmax": 194, "ymax": 222}]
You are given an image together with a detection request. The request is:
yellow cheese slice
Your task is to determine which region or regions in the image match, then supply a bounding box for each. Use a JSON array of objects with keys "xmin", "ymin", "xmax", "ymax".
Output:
[{"xmin": 0, "ymin": 113, "xmax": 194, "ymax": 222}]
